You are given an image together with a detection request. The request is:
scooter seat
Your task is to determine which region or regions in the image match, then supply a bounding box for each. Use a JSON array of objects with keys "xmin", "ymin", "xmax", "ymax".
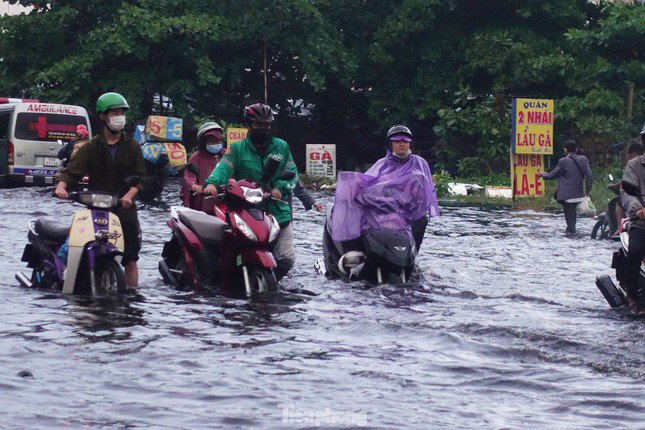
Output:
[
  {"xmin": 34, "ymin": 217, "xmax": 69, "ymax": 242},
  {"xmin": 178, "ymin": 209, "xmax": 228, "ymax": 246}
]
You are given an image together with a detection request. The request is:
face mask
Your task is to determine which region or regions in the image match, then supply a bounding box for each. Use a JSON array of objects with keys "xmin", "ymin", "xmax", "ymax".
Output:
[
  {"xmin": 393, "ymin": 149, "xmax": 411, "ymax": 159},
  {"xmin": 107, "ymin": 115, "xmax": 126, "ymax": 132},
  {"xmin": 206, "ymin": 144, "xmax": 222, "ymax": 155},
  {"xmin": 249, "ymin": 129, "xmax": 270, "ymax": 146}
]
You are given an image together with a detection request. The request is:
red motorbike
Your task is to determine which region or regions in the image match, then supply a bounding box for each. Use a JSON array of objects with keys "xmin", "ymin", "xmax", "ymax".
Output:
[{"xmin": 158, "ymin": 161, "xmax": 294, "ymax": 297}]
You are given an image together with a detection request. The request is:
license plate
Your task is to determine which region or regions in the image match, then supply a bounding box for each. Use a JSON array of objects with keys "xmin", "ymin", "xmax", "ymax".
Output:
[{"xmin": 43, "ymin": 157, "xmax": 60, "ymax": 167}]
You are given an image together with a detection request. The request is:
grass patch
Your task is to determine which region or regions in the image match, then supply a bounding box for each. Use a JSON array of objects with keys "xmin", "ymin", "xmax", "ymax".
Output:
[
  {"xmin": 299, "ymin": 173, "xmax": 337, "ymax": 188},
  {"xmin": 440, "ymin": 165, "xmax": 622, "ymax": 212}
]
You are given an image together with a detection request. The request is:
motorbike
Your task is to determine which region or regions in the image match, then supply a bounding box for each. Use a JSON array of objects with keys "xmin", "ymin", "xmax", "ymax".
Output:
[
  {"xmin": 591, "ymin": 174, "xmax": 620, "ymax": 240},
  {"xmin": 595, "ymin": 180, "xmax": 645, "ymax": 314},
  {"xmin": 318, "ymin": 203, "xmax": 420, "ymax": 284},
  {"xmin": 158, "ymin": 160, "xmax": 295, "ymax": 297},
  {"xmin": 15, "ymin": 176, "xmax": 140, "ymax": 296}
]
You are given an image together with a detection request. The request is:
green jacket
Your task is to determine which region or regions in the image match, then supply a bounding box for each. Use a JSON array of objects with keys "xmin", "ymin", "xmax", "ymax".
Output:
[
  {"xmin": 57, "ymin": 132, "xmax": 147, "ymax": 200},
  {"xmin": 204, "ymin": 136, "xmax": 298, "ymax": 224}
]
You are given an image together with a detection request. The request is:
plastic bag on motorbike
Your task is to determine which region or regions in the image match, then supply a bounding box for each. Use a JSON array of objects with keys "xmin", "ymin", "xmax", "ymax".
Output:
[{"xmin": 576, "ymin": 196, "xmax": 596, "ymax": 217}]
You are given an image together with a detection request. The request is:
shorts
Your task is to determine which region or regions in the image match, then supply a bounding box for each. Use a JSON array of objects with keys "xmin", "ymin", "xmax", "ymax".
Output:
[{"xmin": 113, "ymin": 207, "xmax": 142, "ymax": 266}]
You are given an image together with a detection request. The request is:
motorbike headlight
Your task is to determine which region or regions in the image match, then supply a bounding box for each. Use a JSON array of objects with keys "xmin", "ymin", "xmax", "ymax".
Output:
[
  {"xmin": 241, "ymin": 186, "xmax": 264, "ymax": 204},
  {"xmin": 79, "ymin": 193, "xmax": 118, "ymax": 208},
  {"xmin": 232, "ymin": 213, "xmax": 258, "ymax": 241},
  {"xmin": 268, "ymin": 214, "xmax": 281, "ymax": 243}
]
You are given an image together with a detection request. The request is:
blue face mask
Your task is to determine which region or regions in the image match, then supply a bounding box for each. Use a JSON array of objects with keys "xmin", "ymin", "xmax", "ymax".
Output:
[{"xmin": 206, "ymin": 144, "xmax": 222, "ymax": 155}]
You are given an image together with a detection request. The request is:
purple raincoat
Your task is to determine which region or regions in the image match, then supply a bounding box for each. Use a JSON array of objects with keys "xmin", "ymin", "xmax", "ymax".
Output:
[{"xmin": 330, "ymin": 152, "xmax": 440, "ymax": 242}]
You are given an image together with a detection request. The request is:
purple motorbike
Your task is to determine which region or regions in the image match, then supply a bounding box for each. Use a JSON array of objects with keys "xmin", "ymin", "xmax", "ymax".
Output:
[{"xmin": 15, "ymin": 178, "xmax": 139, "ymax": 296}]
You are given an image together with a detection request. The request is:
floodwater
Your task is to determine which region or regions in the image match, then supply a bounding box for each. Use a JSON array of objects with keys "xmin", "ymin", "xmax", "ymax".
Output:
[{"xmin": 0, "ymin": 179, "xmax": 642, "ymax": 429}]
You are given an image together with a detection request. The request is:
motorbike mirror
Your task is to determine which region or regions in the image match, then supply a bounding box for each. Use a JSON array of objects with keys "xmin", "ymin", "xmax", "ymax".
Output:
[
  {"xmin": 608, "ymin": 174, "xmax": 614, "ymax": 182},
  {"xmin": 186, "ymin": 163, "xmax": 200, "ymax": 177},
  {"xmin": 278, "ymin": 169, "xmax": 296, "ymax": 181},
  {"xmin": 621, "ymin": 180, "xmax": 641, "ymax": 197}
]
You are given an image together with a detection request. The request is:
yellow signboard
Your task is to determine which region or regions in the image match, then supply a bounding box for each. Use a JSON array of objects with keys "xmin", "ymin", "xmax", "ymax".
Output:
[
  {"xmin": 227, "ymin": 127, "xmax": 248, "ymax": 145},
  {"xmin": 512, "ymin": 154, "xmax": 545, "ymax": 197},
  {"xmin": 512, "ymin": 98, "xmax": 554, "ymax": 155}
]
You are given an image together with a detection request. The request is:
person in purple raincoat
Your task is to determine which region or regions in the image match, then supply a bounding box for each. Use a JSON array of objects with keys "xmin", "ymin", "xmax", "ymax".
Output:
[{"xmin": 330, "ymin": 125, "xmax": 440, "ymax": 251}]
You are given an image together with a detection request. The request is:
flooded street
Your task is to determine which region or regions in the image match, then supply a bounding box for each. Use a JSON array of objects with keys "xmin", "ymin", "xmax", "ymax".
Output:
[{"xmin": 0, "ymin": 179, "xmax": 643, "ymax": 429}]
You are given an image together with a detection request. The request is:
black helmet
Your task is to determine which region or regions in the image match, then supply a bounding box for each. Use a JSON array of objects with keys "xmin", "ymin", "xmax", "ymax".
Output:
[
  {"xmin": 386, "ymin": 125, "xmax": 413, "ymax": 150},
  {"xmin": 386, "ymin": 125, "xmax": 413, "ymax": 141},
  {"xmin": 244, "ymin": 103, "xmax": 274, "ymax": 123}
]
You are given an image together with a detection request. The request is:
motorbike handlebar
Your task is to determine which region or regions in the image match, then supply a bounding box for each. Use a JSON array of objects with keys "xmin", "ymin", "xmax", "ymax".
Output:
[
  {"xmin": 53, "ymin": 190, "xmax": 79, "ymax": 201},
  {"xmin": 204, "ymin": 193, "xmax": 225, "ymax": 201}
]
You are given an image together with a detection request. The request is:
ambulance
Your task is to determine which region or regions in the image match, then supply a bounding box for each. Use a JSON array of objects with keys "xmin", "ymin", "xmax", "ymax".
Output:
[{"xmin": 0, "ymin": 99, "xmax": 91, "ymax": 187}]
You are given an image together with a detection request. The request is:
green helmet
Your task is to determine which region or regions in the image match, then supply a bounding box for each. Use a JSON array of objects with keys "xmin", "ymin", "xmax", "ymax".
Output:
[{"xmin": 96, "ymin": 92, "xmax": 129, "ymax": 114}]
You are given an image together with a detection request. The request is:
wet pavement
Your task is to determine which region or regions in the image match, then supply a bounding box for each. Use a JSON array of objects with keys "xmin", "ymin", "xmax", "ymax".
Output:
[{"xmin": 0, "ymin": 179, "xmax": 642, "ymax": 429}]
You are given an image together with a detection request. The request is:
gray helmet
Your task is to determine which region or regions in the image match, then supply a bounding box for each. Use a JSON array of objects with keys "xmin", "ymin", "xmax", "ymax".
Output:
[{"xmin": 197, "ymin": 121, "xmax": 223, "ymax": 142}]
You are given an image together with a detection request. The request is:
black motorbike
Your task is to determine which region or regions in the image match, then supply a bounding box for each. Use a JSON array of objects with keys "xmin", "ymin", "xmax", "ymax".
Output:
[
  {"xmin": 595, "ymin": 180, "xmax": 645, "ymax": 314},
  {"xmin": 591, "ymin": 174, "xmax": 620, "ymax": 240},
  {"xmin": 317, "ymin": 204, "xmax": 422, "ymax": 284}
]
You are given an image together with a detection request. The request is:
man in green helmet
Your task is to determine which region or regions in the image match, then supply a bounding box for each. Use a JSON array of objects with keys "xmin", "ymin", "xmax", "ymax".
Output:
[{"xmin": 54, "ymin": 92, "xmax": 148, "ymax": 289}]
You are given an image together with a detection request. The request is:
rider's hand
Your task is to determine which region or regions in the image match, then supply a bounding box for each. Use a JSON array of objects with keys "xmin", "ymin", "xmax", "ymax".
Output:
[
  {"xmin": 54, "ymin": 184, "xmax": 68, "ymax": 200},
  {"xmin": 636, "ymin": 208, "xmax": 645, "ymax": 219},
  {"xmin": 271, "ymin": 189, "xmax": 282, "ymax": 200},
  {"xmin": 191, "ymin": 184, "xmax": 203, "ymax": 194},
  {"xmin": 203, "ymin": 184, "xmax": 218, "ymax": 196},
  {"xmin": 121, "ymin": 196, "xmax": 133, "ymax": 209},
  {"xmin": 120, "ymin": 187, "xmax": 138, "ymax": 209},
  {"xmin": 314, "ymin": 202, "xmax": 324, "ymax": 212}
]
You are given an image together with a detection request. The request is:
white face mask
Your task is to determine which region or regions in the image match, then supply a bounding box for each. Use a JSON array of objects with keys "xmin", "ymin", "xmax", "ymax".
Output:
[
  {"xmin": 107, "ymin": 115, "xmax": 126, "ymax": 132},
  {"xmin": 393, "ymin": 149, "xmax": 411, "ymax": 158}
]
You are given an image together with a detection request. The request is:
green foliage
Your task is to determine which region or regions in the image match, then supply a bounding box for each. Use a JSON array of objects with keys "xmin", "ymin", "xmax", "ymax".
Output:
[
  {"xmin": 0, "ymin": 0, "xmax": 641, "ymax": 174},
  {"xmin": 432, "ymin": 170, "xmax": 452, "ymax": 198},
  {"xmin": 299, "ymin": 173, "xmax": 336, "ymax": 188},
  {"xmin": 433, "ymin": 88, "xmax": 510, "ymax": 177}
]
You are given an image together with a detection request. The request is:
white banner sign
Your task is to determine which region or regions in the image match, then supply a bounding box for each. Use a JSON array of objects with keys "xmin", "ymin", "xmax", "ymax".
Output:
[{"xmin": 306, "ymin": 144, "xmax": 336, "ymax": 178}]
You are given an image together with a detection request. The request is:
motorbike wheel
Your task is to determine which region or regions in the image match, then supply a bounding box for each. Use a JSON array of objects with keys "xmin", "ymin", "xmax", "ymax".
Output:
[
  {"xmin": 94, "ymin": 260, "xmax": 126, "ymax": 296},
  {"xmin": 246, "ymin": 267, "xmax": 278, "ymax": 296},
  {"xmin": 321, "ymin": 228, "xmax": 338, "ymax": 278},
  {"xmin": 591, "ymin": 217, "xmax": 609, "ymax": 240}
]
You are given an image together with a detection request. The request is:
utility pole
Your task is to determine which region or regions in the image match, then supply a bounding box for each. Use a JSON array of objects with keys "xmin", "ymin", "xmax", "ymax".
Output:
[
  {"xmin": 627, "ymin": 82, "xmax": 634, "ymax": 120},
  {"xmin": 263, "ymin": 40, "xmax": 268, "ymax": 104}
]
